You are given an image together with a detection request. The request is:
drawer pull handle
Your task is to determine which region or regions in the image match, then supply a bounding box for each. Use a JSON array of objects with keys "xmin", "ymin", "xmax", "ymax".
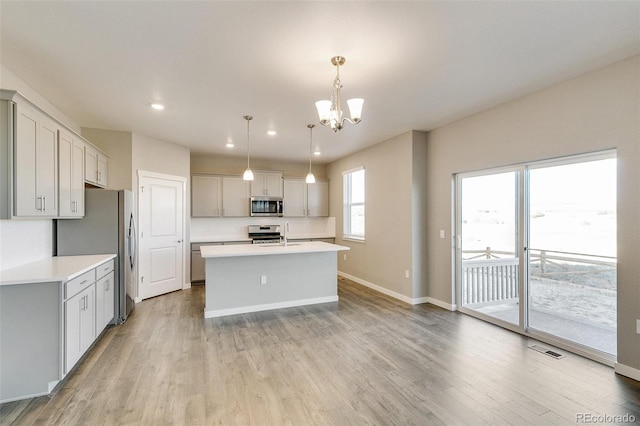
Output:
[{"xmin": 80, "ymin": 280, "xmax": 87, "ymax": 285}]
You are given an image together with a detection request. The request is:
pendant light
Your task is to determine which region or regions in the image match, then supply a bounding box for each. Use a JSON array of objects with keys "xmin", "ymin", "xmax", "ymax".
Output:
[
  {"xmin": 306, "ymin": 124, "xmax": 316, "ymax": 184},
  {"xmin": 242, "ymin": 115, "xmax": 254, "ymax": 181}
]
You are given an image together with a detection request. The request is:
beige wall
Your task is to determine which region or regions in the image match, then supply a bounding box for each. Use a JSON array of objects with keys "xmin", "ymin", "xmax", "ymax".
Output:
[
  {"xmin": 191, "ymin": 154, "xmax": 326, "ymax": 180},
  {"xmin": 132, "ymin": 133, "xmax": 192, "ymax": 287},
  {"xmin": 81, "ymin": 128, "xmax": 133, "ymax": 191},
  {"xmin": 327, "ymin": 131, "xmax": 428, "ymax": 300},
  {"xmin": 425, "ymin": 56, "xmax": 640, "ymax": 372}
]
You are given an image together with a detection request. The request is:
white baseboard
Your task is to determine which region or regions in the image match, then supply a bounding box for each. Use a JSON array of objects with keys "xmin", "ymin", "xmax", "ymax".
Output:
[
  {"xmin": 338, "ymin": 272, "xmax": 415, "ymax": 304},
  {"xmin": 204, "ymin": 296, "xmax": 339, "ymax": 319},
  {"xmin": 615, "ymin": 362, "xmax": 640, "ymax": 381},
  {"xmin": 338, "ymin": 272, "xmax": 458, "ymax": 311},
  {"xmin": 425, "ymin": 297, "xmax": 458, "ymax": 312}
]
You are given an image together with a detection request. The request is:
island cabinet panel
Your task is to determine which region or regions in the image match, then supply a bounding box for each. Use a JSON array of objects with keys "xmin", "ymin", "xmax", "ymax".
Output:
[
  {"xmin": 221, "ymin": 176, "xmax": 249, "ymax": 216},
  {"xmin": 191, "ymin": 175, "xmax": 221, "ymax": 217}
]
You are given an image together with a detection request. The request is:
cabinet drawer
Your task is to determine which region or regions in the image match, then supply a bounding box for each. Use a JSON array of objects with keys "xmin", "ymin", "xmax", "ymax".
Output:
[
  {"xmin": 96, "ymin": 259, "xmax": 115, "ymax": 279},
  {"xmin": 65, "ymin": 269, "xmax": 96, "ymax": 299}
]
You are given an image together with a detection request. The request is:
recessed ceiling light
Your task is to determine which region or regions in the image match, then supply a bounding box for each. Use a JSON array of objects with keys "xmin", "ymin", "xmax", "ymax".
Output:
[
  {"xmin": 267, "ymin": 130, "xmax": 277, "ymax": 136},
  {"xmin": 150, "ymin": 103, "xmax": 165, "ymax": 110},
  {"xmin": 314, "ymin": 151, "xmax": 321, "ymax": 156}
]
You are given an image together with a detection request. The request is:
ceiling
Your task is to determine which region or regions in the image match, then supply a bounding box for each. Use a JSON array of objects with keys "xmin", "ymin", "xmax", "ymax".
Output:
[{"xmin": 1, "ymin": 1, "xmax": 638, "ymax": 164}]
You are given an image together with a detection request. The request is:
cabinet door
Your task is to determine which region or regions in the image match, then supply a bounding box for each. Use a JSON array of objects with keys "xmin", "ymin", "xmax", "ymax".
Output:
[
  {"xmin": 97, "ymin": 153, "xmax": 108, "ymax": 187},
  {"xmin": 96, "ymin": 271, "xmax": 115, "ymax": 333},
  {"xmin": 71, "ymin": 140, "xmax": 85, "ymax": 216},
  {"xmin": 85, "ymin": 144, "xmax": 98, "ymax": 184},
  {"xmin": 191, "ymin": 175, "xmax": 221, "ymax": 217},
  {"xmin": 222, "ymin": 176, "xmax": 249, "ymax": 216},
  {"xmin": 307, "ymin": 181, "xmax": 329, "ymax": 217},
  {"xmin": 64, "ymin": 285, "xmax": 95, "ymax": 373},
  {"xmin": 14, "ymin": 103, "xmax": 58, "ymax": 217},
  {"xmin": 59, "ymin": 131, "xmax": 85, "ymax": 217},
  {"xmin": 37, "ymin": 117, "xmax": 59, "ymax": 216},
  {"xmin": 265, "ymin": 172, "xmax": 283, "ymax": 197},
  {"xmin": 283, "ymin": 179, "xmax": 306, "ymax": 217},
  {"xmin": 250, "ymin": 172, "xmax": 266, "ymax": 196}
]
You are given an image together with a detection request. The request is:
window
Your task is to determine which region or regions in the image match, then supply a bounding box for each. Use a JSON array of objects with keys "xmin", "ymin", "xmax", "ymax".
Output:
[{"xmin": 343, "ymin": 167, "xmax": 365, "ymax": 240}]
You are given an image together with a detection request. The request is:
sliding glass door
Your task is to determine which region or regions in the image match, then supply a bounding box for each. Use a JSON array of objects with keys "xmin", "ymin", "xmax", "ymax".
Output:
[
  {"xmin": 457, "ymin": 169, "xmax": 521, "ymax": 327},
  {"xmin": 455, "ymin": 151, "xmax": 617, "ymax": 359},
  {"xmin": 528, "ymin": 158, "xmax": 617, "ymax": 355}
]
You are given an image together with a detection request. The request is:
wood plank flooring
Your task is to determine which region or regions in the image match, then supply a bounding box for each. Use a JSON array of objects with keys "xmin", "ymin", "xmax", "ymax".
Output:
[{"xmin": 2, "ymin": 276, "xmax": 639, "ymax": 425}]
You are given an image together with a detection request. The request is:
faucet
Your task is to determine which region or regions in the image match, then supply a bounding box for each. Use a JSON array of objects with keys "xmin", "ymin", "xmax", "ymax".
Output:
[{"xmin": 283, "ymin": 222, "xmax": 290, "ymax": 247}]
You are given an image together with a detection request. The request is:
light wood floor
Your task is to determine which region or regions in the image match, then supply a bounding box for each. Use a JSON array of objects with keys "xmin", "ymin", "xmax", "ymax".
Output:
[{"xmin": 2, "ymin": 277, "xmax": 639, "ymax": 425}]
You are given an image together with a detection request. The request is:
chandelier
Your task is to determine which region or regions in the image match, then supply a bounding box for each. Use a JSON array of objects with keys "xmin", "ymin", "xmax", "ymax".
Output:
[{"xmin": 315, "ymin": 56, "xmax": 364, "ymax": 132}]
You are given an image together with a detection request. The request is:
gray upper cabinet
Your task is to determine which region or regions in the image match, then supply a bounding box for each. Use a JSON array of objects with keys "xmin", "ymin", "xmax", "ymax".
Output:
[
  {"xmin": 251, "ymin": 171, "xmax": 282, "ymax": 197},
  {"xmin": 58, "ymin": 129, "xmax": 85, "ymax": 218},
  {"xmin": 3, "ymin": 94, "xmax": 59, "ymax": 218},
  {"xmin": 221, "ymin": 176, "xmax": 249, "ymax": 216},
  {"xmin": 191, "ymin": 175, "xmax": 222, "ymax": 217},
  {"xmin": 1, "ymin": 90, "xmax": 106, "ymax": 219},
  {"xmin": 84, "ymin": 143, "xmax": 108, "ymax": 188},
  {"xmin": 283, "ymin": 178, "xmax": 329, "ymax": 217}
]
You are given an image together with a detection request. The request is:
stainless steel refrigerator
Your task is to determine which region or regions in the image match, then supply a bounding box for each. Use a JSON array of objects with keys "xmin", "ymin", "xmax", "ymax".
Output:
[{"xmin": 56, "ymin": 189, "xmax": 136, "ymax": 324}]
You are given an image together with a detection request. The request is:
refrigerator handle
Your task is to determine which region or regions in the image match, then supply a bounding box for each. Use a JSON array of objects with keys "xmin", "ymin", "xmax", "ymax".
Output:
[{"xmin": 128, "ymin": 213, "xmax": 137, "ymax": 270}]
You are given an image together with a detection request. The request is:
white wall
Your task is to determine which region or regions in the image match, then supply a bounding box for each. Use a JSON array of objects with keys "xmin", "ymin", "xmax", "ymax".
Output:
[{"xmin": 425, "ymin": 56, "xmax": 640, "ymax": 374}]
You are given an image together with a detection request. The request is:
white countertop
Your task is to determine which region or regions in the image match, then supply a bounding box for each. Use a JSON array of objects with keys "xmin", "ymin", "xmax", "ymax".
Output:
[
  {"xmin": 200, "ymin": 241, "xmax": 349, "ymax": 258},
  {"xmin": 0, "ymin": 254, "xmax": 117, "ymax": 286},
  {"xmin": 190, "ymin": 234, "xmax": 335, "ymax": 244}
]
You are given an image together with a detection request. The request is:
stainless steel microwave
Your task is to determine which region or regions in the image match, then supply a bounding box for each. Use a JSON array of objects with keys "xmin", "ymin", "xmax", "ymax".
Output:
[{"xmin": 250, "ymin": 197, "xmax": 283, "ymax": 217}]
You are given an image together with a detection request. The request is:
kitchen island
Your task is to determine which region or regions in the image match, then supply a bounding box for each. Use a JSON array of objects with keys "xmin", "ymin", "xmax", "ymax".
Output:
[{"xmin": 200, "ymin": 241, "xmax": 349, "ymax": 318}]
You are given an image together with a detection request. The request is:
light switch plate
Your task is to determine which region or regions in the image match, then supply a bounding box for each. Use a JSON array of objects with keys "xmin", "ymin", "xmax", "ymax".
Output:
[
  {"xmin": 439, "ymin": 230, "xmax": 445, "ymax": 239},
  {"xmin": 637, "ymin": 319, "xmax": 640, "ymax": 334},
  {"xmin": 260, "ymin": 275, "xmax": 267, "ymax": 285}
]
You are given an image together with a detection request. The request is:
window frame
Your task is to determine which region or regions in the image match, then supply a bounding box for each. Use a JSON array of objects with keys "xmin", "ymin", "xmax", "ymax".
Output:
[{"xmin": 342, "ymin": 166, "xmax": 365, "ymax": 241}]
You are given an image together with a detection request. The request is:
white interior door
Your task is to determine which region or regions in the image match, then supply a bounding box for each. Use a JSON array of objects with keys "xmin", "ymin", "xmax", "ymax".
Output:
[{"xmin": 138, "ymin": 173, "xmax": 185, "ymax": 300}]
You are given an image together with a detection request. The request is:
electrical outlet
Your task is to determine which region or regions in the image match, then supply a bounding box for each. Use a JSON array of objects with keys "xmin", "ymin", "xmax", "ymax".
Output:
[
  {"xmin": 405, "ymin": 270, "xmax": 410, "ymax": 279},
  {"xmin": 343, "ymin": 254, "xmax": 347, "ymax": 261},
  {"xmin": 260, "ymin": 275, "xmax": 267, "ymax": 285},
  {"xmin": 637, "ymin": 319, "xmax": 640, "ymax": 334}
]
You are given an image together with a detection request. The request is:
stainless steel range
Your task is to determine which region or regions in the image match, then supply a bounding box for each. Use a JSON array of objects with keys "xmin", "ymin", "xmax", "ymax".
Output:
[{"xmin": 248, "ymin": 225, "xmax": 282, "ymax": 244}]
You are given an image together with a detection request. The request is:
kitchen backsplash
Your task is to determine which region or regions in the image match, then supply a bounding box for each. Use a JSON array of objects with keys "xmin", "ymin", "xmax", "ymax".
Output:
[{"xmin": 190, "ymin": 217, "xmax": 335, "ymax": 242}]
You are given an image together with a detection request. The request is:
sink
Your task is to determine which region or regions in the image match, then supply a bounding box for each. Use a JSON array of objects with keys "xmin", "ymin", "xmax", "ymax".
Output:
[{"xmin": 258, "ymin": 243, "xmax": 300, "ymax": 248}]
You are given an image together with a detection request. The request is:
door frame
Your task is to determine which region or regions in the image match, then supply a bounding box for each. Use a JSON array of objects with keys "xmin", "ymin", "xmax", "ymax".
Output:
[{"xmin": 136, "ymin": 170, "xmax": 188, "ymax": 302}]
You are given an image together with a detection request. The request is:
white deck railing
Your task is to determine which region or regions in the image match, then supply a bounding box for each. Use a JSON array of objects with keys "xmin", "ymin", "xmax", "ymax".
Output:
[
  {"xmin": 461, "ymin": 257, "xmax": 519, "ymax": 305},
  {"xmin": 461, "ymin": 247, "xmax": 616, "ymax": 306}
]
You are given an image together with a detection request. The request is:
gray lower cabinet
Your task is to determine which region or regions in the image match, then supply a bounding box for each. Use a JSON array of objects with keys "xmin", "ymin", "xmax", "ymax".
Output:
[
  {"xmin": 64, "ymin": 283, "xmax": 95, "ymax": 374},
  {"xmin": 0, "ymin": 257, "xmax": 115, "ymax": 402},
  {"xmin": 191, "ymin": 241, "xmax": 251, "ymax": 283}
]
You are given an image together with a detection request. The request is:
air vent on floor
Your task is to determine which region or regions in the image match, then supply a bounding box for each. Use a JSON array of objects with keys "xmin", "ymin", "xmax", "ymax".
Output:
[{"xmin": 529, "ymin": 344, "xmax": 565, "ymax": 359}]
